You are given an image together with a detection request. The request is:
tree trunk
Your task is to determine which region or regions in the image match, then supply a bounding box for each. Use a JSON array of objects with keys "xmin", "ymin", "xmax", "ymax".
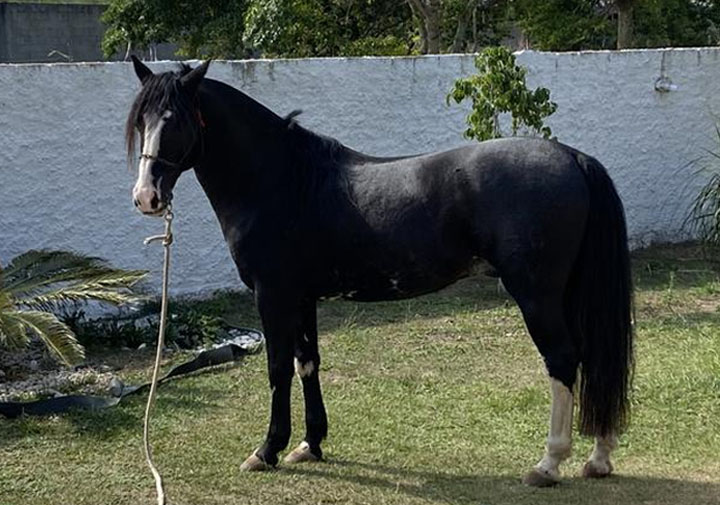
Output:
[
  {"xmin": 425, "ymin": 8, "xmax": 441, "ymax": 53},
  {"xmin": 616, "ymin": 0, "xmax": 634, "ymax": 49},
  {"xmin": 407, "ymin": 0, "xmax": 441, "ymax": 54},
  {"xmin": 418, "ymin": 20, "xmax": 429, "ymax": 54},
  {"xmin": 451, "ymin": 0, "xmax": 476, "ymax": 53}
]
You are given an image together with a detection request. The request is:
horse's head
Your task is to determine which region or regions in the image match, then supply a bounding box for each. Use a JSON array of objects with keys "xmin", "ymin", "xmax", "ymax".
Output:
[{"xmin": 127, "ymin": 57, "xmax": 210, "ymax": 216}]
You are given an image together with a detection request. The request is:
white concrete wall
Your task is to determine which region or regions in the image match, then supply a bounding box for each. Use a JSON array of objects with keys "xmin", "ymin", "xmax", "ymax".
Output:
[{"xmin": 1, "ymin": 49, "xmax": 717, "ymax": 294}]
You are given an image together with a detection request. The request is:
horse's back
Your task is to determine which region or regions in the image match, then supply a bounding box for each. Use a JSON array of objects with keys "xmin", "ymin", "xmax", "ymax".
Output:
[{"xmin": 350, "ymin": 136, "xmax": 590, "ymax": 244}]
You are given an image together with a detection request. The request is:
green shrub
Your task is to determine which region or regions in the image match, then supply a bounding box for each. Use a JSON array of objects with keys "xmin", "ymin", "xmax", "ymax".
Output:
[{"xmin": 447, "ymin": 46, "xmax": 557, "ymax": 142}]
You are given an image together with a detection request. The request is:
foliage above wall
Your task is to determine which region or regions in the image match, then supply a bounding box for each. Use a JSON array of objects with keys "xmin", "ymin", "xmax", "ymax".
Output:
[{"xmin": 100, "ymin": 0, "xmax": 720, "ymax": 59}]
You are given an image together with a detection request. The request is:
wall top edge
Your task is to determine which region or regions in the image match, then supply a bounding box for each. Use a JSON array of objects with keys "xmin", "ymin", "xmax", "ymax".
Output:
[{"xmin": 1, "ymin": 46, "xmax": 719, "ymax": 69}]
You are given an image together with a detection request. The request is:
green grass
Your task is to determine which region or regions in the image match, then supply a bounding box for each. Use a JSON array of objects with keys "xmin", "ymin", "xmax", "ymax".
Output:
[{"xmin": 1, "ymin": 243, "xmax": 719, "ymax": 505}]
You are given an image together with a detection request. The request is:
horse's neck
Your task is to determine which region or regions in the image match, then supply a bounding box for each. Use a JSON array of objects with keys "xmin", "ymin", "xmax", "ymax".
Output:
[{"xmin": 193, "ymin": 83, "xmax": 357, "ymax": 245}]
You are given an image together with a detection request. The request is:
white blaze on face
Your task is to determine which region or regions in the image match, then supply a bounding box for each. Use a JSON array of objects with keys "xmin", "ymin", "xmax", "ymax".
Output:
[{"xmin": 133, "ymin": 110, "xmax": 172, "ymax": 214}]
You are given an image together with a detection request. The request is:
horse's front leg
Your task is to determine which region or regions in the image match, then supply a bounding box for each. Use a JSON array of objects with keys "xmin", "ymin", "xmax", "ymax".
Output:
[
  {"xmin": 240, "ymin": 290, "xmax": 300, "ymax": 471},
  {"xmin": 285, "ymin": 299, "xmax": 328, "ymax": 464}
]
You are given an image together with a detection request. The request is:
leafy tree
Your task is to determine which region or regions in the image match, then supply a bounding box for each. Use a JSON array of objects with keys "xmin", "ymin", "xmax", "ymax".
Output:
[
  {"xmin": 407, "ymin": 0, "xmax": 511, "ymax": 54},
  {"xmin": 514, "ymin": 0, "xmax": 720, "ymax": 50},
  {"xmin": 102, "ymin": 0, "xmax": 512, "ymax": 59},
  {"xmin": 633, "ymin": 0, "xmax": 720, "ymax": 47},
  {"xmin": 102, "ymin": 0, "xmax": 720, "ymax": 59},
  {"xmin": 0, "ymin": 251, "xmax": 147, "ymax": 365},
  {"xmin": 102, "ymin": 0, "xmax": 249, "ymax": 59},
  {"xmin": 243, "ymin": 0, "xmax": 412, "ymax": 57},
  {"xmin": 514, "ymin": 0, "xmax": 613, "ymax": 50},
  {"xmin": 447, "ymin": 46, "xmax": 557, "ymax": 141},
  {"xmin": 101, "ymin": 0, "xmax": 166, "ymax": 59}
]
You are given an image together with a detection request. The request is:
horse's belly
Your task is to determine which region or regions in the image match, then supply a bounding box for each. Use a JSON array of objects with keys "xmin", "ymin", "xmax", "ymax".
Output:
[{"xmin": 315, "ymin": 255, "xmax": 485, "ymax": 302}]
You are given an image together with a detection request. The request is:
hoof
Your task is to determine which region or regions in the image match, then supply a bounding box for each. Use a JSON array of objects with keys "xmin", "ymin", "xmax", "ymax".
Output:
[
  {"xmin": 522, "ymin": 468, "xmax": 561, "ymax": 487},
  {"xmin": 240, "ymin": 452, "xmax": 273, "ymax": 472},
  {"xmin": 582, "ymin": 460, "xmax": 613, "ymax": 479},
  {"xmin": 283, "ymin": 441, "xmax": 321, "ymax": 464}
]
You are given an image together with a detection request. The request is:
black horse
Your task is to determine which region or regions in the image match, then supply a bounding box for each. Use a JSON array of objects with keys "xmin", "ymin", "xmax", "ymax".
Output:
[{"xmin": 127, "ymin": 58, "xmax": 633, "ymax": 487}]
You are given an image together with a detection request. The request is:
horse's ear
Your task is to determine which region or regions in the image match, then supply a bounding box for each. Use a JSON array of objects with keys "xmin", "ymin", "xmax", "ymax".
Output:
[
  {"xmin": 131, "ymin": 55, "xmax": 153, "ymax": 84},
  {"xmin": 180, "ymin": 60, "xmax": 211, "ymax": 95}
]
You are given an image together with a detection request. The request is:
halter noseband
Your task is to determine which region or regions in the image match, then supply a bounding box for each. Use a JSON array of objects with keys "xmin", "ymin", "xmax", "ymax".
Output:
[{"xmin": 139, "ymin": 153, "xmax": 182, "ymax": 169}]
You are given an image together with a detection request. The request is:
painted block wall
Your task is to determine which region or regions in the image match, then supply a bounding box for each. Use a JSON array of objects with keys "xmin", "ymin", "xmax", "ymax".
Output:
[{"xmin": 0, "ymin": 49, "xmax": 717, "ymax": 294}]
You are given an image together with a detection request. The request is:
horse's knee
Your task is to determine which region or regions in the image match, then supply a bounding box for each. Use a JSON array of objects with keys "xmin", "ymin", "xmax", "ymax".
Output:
[{"xmin": 268, "ymin": 363, "xmax": 294, "ymax": 388}]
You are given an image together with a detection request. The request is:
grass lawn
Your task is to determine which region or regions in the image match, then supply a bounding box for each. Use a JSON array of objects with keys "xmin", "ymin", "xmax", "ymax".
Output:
[{"xmin": 1, "ymin": 243, "xmax": 719, "ymax": 505}]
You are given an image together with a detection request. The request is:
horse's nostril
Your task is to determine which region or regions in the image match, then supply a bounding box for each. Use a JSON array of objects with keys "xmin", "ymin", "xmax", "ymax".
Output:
[
  {"xmin": 150, "ymin": 194, "xmax": 160, "ymax": 209},
  {"xmin": 133, "ymin": 198, "xmax": 140, "ymax": 208}
]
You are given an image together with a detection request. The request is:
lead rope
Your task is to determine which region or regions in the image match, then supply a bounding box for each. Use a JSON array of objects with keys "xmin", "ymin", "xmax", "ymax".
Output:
[{"xmin": 142, "ymin": 205, "xmax": 174, "ymax": 505}]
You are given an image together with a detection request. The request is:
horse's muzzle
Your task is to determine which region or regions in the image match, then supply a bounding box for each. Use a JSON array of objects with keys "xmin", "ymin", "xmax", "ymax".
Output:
[{"xmin": 133, "ymin": 188, "xmax": 169, "ymax": 216}]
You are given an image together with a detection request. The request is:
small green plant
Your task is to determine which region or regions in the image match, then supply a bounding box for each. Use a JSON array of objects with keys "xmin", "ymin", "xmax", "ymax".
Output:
[
  {"xmin": 0, "ymin": 250, "xmax": 147, "ymax": 365},
  {"xmin": 447, "ymin": 46, "xmax": 557, "ymax": 142}
]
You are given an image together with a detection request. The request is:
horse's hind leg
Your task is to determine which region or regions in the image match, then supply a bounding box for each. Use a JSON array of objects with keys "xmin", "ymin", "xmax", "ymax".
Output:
[
  {"xmin": 284, "ymin": 299, "xmax": 328, "ymax": 464},
  {"xmin": 500, "ymin": 273, "xmax": 579, "ymax": 487},
  {"xmin": 583, "ymin": 433, "xmax": 617, "ymax": 478}
]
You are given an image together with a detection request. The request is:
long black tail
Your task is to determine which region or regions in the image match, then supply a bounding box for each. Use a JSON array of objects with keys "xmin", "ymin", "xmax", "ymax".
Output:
[{"xmin": 565, "ymin": 152, "xmax": 634, "ymax": 437}]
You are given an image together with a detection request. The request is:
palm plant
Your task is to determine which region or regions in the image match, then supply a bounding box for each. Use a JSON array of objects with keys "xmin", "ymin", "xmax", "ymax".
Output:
[{"xmin": 0, "ymin": 250, "xmax": 147, "ymax": 366}]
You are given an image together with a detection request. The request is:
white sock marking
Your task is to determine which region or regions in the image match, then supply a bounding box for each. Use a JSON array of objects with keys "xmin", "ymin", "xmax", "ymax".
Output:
[
  {"xmin": 536, "ymin": 378, "xmax": 574, "ymax": 478},
  {"xmin": 588, "ymin": 433, "xmax": 617, "ymax": 472}
]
